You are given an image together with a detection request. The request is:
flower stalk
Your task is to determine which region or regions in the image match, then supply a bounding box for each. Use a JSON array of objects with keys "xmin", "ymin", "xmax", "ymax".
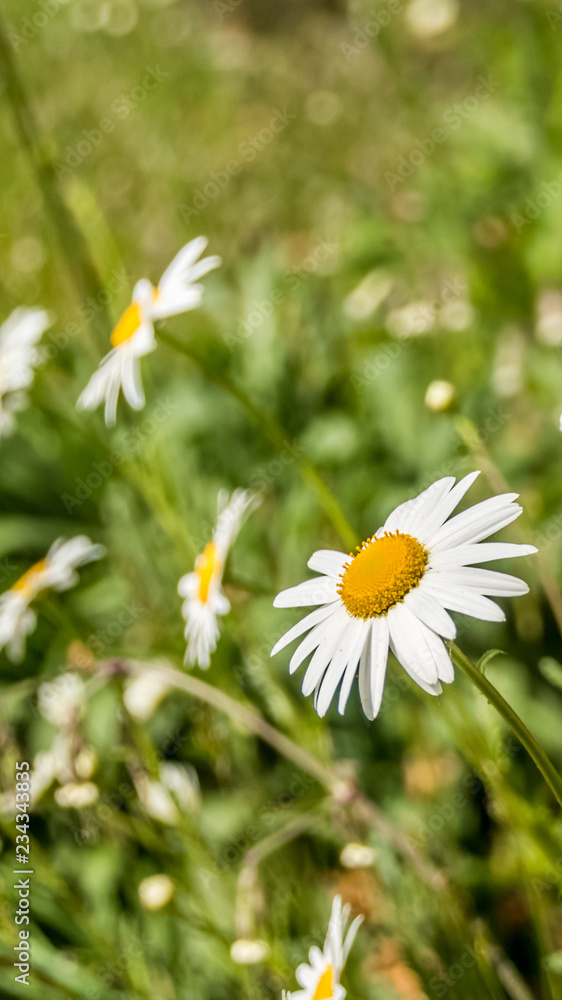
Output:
[
  {"xmin": 158, "ymin": 329, "xmax": 358, "ymax": 551},
  {"xmin": 450, "ymin": 642, "xmax": 562, "ymax": 808}
]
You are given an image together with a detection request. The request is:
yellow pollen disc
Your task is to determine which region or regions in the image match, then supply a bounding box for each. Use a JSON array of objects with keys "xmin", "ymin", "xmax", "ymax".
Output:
[
  {"xmin": 338, "ymin": 531, "xmax": 428, "ymax": 619},
  {"xmin": 12, "ymin": 558, "xmax": 47, "ymax": 597},
  {"xmin": 110, "ymin": 302, "xmax": 142, "ymax": 348},
  {"xmin": 197, "ymin": 542, "xmax": 221, "ymax": 603},
  {"xmin": 312, "ymin": 965, "xmax": 335, "ymax": 1000}
]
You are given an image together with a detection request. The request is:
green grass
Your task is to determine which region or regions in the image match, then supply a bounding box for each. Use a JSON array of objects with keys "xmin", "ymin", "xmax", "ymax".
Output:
[{"xmin": 1, "ymin": 0, "xmax": 562, "ymax": 997}]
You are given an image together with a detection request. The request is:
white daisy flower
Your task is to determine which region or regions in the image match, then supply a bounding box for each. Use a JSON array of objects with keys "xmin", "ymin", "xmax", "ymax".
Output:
[
  {"xmin": 0, "ymin": 536, "xmax": 105, "ymax": 661},
  {"xmin": 178, "ymin": 489, "xmax": 259, "ymax": 668},
  {"xmin": 272, "ymin": 473, "xmax": 537, "ymax": 719},
  {"xmin": 0, "ymin": 307, "xmax": 52, "ymax": 437},
  {"xmin": 77, "ymin": 237, "xmax": 221, "ymax": 426},
  {"xmin": 283, "ymin": 895, "xmax": 363, "ymax": 1000},
  {"xmin": 38, "ymin": 671, "xmax": 86, "ymax": 728}
]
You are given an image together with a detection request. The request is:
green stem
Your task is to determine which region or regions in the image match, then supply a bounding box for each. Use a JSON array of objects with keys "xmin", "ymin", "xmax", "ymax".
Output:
[
  {"xmin": 158, "ymin": 329, "xmax": 358, "ymax": 551},
  {"xmin": 450, "ymin": 642, "xmax": 562, "ymax": 808},
  {"xmin": 124, "ymin": 658, "xmax": 447, "ymax": 889},
  {"xmin": 0, "ymin": 13, "xmax": 108, "ymax": 348}
]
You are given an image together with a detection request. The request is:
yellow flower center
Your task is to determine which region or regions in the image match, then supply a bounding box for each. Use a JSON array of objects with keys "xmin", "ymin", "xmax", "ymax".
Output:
[
  {"xmin": 338, "ymin": 531, "xmax": 428, "ymax": 619},
  {"xmin": 197, "ymin": 542, "xmax": 221, "ymax": 603},
  {"xmin": 110, "ymin": 289, "xmax": 159, "ymax": 348},
  {"xmin": 313, "ymin": 964, "xmax": 335, "ymax": 1000},
  {"xmin": 12, "ymin": 558, "xmax": 47, "ymax": 598},
  {"xmin": 110, "ymin": 302, "xmax": 143, "ymax": 348}
]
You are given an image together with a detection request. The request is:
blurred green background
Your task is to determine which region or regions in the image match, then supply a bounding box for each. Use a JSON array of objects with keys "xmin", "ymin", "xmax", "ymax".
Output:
[{"xmin": 1, "ymin": 0, "xmax": 562, "ymax": 997}]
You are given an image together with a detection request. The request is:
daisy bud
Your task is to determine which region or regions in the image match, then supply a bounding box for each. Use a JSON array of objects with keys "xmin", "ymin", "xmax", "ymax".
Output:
[
  {"xmin": 424, "ymin": 380, "xmax": 455, "ymax": 411},
  {"xmin": 340, "ymin": 842, "xmax": 377, "ymax": 869},
  {"xmin": 405, "ymin": 0, "xmax": 459, "ymax": 39},
  {"xmin": 230, "ymin": 939, "xmax": 270, "ymax": 965},
  {"xmin": 75, "ymin": 747, "xmax": 98, "ymax": 780},
  {"xmin": 138, "ymin": 874, "xmax": 174, "ymax": 911},
  {"xmin": 55, "ymin": 782, "xmax": 99, "ymax": 809}
]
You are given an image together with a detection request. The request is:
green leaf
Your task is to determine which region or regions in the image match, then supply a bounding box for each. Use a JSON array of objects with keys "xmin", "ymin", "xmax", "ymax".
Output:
[
  {"xmin": 476, "ymin": 649, "xmax": 505, "ymax": 674},
  {"xmin": 538, "ymin": 657, "xmax": 562, "ymax": 691}
]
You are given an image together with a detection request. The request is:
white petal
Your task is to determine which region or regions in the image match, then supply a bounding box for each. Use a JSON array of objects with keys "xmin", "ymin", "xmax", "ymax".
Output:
[
  {"xmin": 358, "ymin": 624, "xmax": 374, "ymax": 720},
  {"xmin": 338, "ymin": 619, "xmax": 370, "ymax": 714},
  {"xmin": 307, "ymin": 550, "xmax": 350, "ymax": 578},
  {"xmin": 301, "ymin": 611, "xmax": 351, "ymax": 696},
  {"xmin": 289, "ymin": 613, "xmax": 341, "ymax": 675},
  {"xmin": 273, "ymin": 577, "xmax": 339, "ymax": 608},
  {"xmin": 429, "ymin": 541, "xmax": 537, "ymax": 568},
  {"xmin": 178, "ymin": 572, "xmax": 198, "ymax": 598},
  {"xmin": 425, "ymin": 582, "xmax": 506, "ymax": 621},
  {"xmin": 386, "ymin": 604, "xmax": 439, "ymax": 683},
  {"xmin": 342, "ymin": 914, "xmax": 365, "ymax": 965},
  {"xmin": 151, "ymin": 289, "xmax": 203, "ymax": 319},
  {"xmin": 426, "ymin": 567, "xmax": 529, "ymax": 596},
  {"xmin": 369, "ymin": 615, "xmax": 390, "ymax": 718},
  {"xmin": 399, "ymin": 477, "xmax": 459, "ymax": 535},
  {"xmin": 428, "ymin": 496, "xmax": 521, "ymax": 553},
  {"xmin": 213, "ymin": 489, "xmax": 260, "ymax": 558},
  {"xmin": 404, "ymin": 586, "xmax": 457, "ymax": 639},
  {"xmin": 383, "ymin": 477, "xmax": 455, "ymax": 534},
  {"xmin": 414, "ymin": 471, "xmax": 480, "ymax": 542},
  {"xmin": 158, "ymin": 237, "xmax": 208, "ymax": 286},
  {"xmin": 314, "ymin": 621, "xmax": 364, "ymax": 717},
  {"xmin": 387, "ymin": 605, "xmax": 443, "ymax": 695},
  {"xmin": 121, "ymin": 357, "xmax": 145, "ymax": 411},
  {"xmin": 414, "ymin": 616, "xmax": 454, "ymax": 682},
  {"xmin": 271, "ymin": 602, "xmax": 340, "ymax": 656}
]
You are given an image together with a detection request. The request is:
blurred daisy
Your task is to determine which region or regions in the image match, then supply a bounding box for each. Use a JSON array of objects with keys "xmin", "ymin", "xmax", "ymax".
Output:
[
  {"xmin": 272, "ymin": 473, "xmax": 536, "ymax": 719},
  {"xmin": 123, "ymin": 666, "xmax": 172, "ymax": 720},
  {"xmin": 178, "ymin": 489, "xmax": 259, "ymax": 668},
  {"xmin": 0, "ymin": 307, "xmax": 52, "ymax": 437},
  {"xmin": 0, "ymin": 536, "xmax": 104, "ymax": 661},
  {"xmin": 77, "ymin": 237, "xmax": 221, "ymax": 425},
  {"xmin": 138, "ymin": 874, "xmax": 174, "ymax": 911},
  {"xmin": 283, "ymin": 895, "xmax": 363, "ymax": 1000},
  {"xmin": 38, "ymin": 671, "xmax": 86, "ymax": 728}
]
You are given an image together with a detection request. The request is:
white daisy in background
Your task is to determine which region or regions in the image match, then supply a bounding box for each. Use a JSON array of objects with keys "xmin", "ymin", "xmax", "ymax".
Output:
[
  {"xmin": 0, "ymin": 307, "xmax": 52, "ymax": 437},
  {"xmin": 178, "ymin": 489, "xmax": 260, "ymax": 668},
  {"xmin": 282, "ymin": 895, "xmax": 363, "ymax": 1000},
  {"xmin": 123, "ymin": 666, "xmax": 172, "ymax": 721},
  {"xmin": 272, "ymin": 473, "xmax": 537, "ymax": 719},
  {"xmin": 77, "ymin": 237, "xmax": 221, "ymax": 426},
  {"xmin": 0, "ymin": 536, "xmax": 105, "ymax": 661}
]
